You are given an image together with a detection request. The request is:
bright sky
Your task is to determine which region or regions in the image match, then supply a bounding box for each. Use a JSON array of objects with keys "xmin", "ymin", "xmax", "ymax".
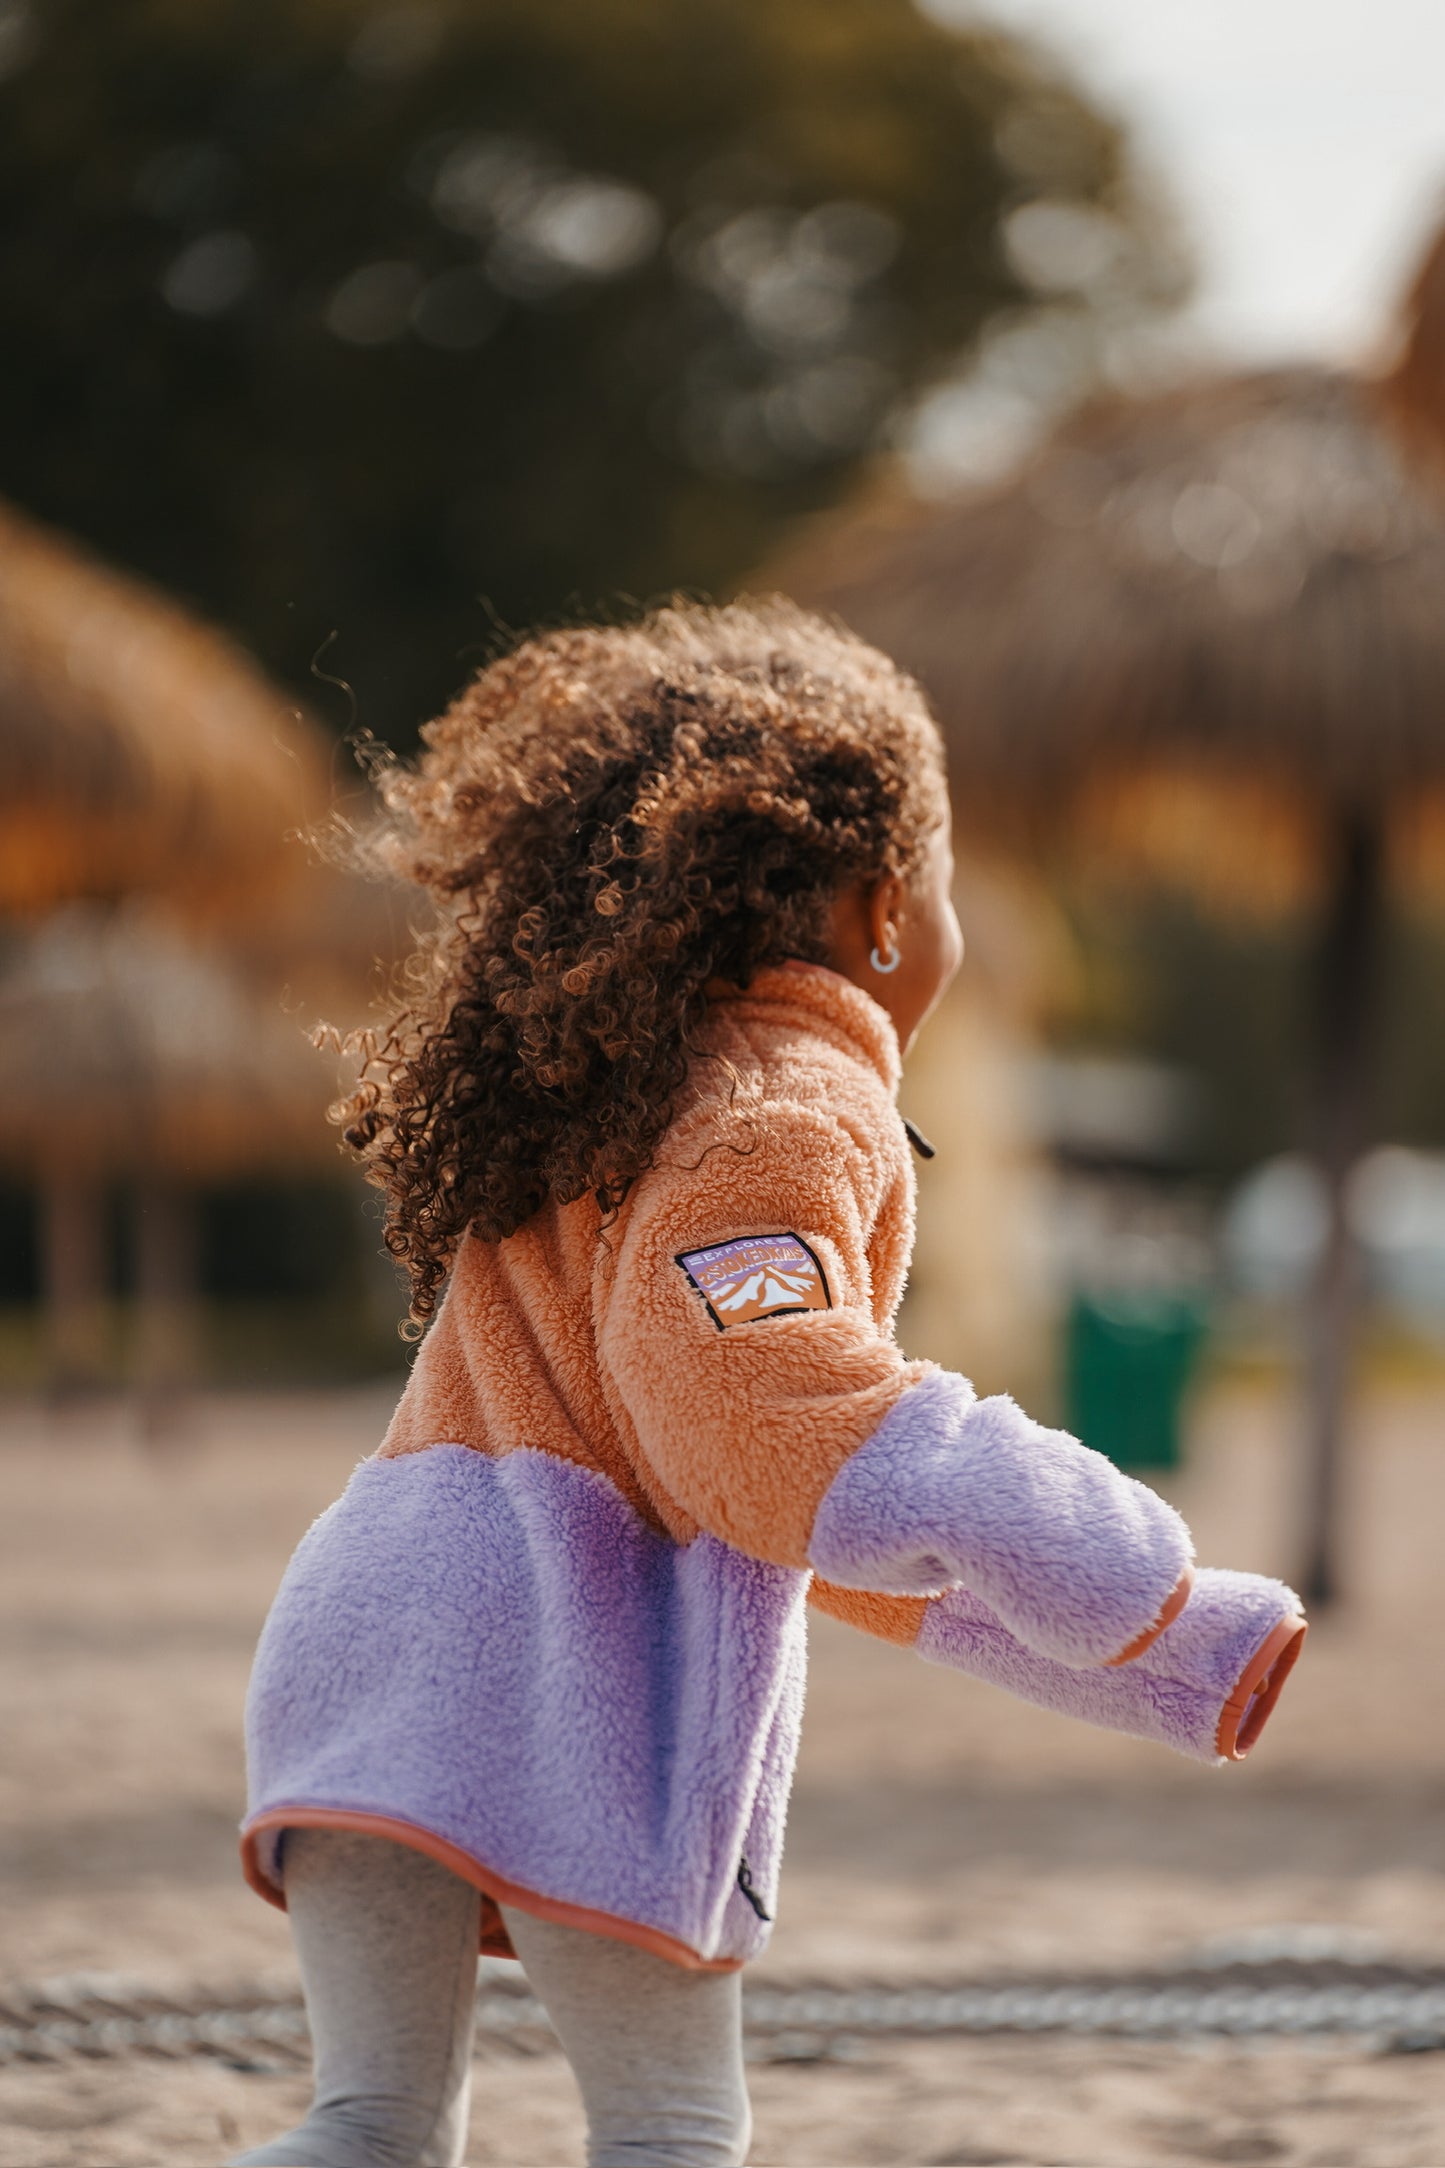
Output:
[{"xmin": 930, "ymin": 0, "xmax": 1445, "ymax": 366}]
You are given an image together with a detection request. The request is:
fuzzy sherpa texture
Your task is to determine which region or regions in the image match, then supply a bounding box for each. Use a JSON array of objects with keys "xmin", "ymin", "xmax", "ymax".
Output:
[
  {"xmin": 592, "ymin": 962, "xmax": 933, "ymax": 1564},
  {"xmin": 240, "ymin": 962, "xmax": 1281, "ymax": 1974},
  {"xmin": 243, "ymin": 964, "xmax": 924, "ymax": 1969},
  {"xmin": 916, "ymin": 1565, "xmax": 1304, "ymax": 1763},
  {"xmin": 243, "ymin": 1445, "xmax": 808, "ymax": 1967},
  {"xmin": 380, "ymin": 963, "xmax": 927, "ymax": 1567},
  {"xmin": 807, "ymin": 1578, "xmax": 931, "ymax": 1647},
  {"xmin": 806, "ymin": 1367, "xmax": 1194, "ymax": 1667}
]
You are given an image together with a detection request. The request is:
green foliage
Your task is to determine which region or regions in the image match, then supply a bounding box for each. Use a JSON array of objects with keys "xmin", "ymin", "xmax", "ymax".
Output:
[{"xmin": 0, "ymin": 0, "xmax": 1155, "ymax": 742}]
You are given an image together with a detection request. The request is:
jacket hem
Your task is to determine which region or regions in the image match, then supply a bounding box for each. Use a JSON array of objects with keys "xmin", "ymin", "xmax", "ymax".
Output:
[{"xmin": 240, "ymin": 1805, "xmax": 745, "ymax": 1973}]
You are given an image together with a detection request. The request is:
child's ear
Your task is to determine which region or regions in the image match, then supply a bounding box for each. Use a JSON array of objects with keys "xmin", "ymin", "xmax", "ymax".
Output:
[{"xmin": 868, "ymin": 873, "xmax": 904, "ymax": 953}]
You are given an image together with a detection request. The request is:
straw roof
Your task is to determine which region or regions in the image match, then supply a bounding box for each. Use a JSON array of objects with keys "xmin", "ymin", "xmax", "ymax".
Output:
[
  {"xmin": 1381, "ymin": 217, "xmax": 1445, "ymax": 474},
  {"xmin": 0, "ymin": 498, "xmax": 332, "ymax": 913},
  {"xmin": 773, "ymin": 266, "xmax": 1445, "ymax": 1608},
  {"xmin": 774, "ymin": 367, "xmax": 1445, "ymax": 899},
  {"xmin": 0, "ymin": 906, "xmax": 335, "ymax": 1181}
]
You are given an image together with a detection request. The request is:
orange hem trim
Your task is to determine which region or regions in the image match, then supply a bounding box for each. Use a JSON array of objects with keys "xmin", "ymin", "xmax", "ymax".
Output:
[
  {"xmin": 240, "ymin": 1807, "xmax": 743, "ymax": 1974},
  {"xmin": 1106, "ymin": 1563, "xmax": 1197, "ymax": 1667},
  {"xmin": 1215, "ymin": 1614, "xmax": 1308, "ymax": 1760}
]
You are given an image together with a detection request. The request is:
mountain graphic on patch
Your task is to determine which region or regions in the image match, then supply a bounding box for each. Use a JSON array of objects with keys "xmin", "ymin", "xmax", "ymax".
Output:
[{"xmin": 675, "ymin": 1233, "xmax": 831, "ymax": 1330}]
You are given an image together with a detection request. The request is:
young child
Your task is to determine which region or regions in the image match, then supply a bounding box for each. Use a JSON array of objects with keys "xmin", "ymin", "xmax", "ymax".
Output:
[{"xmin": 231, "ymin": 599, "xmax": 1305, "ymax": 2168}]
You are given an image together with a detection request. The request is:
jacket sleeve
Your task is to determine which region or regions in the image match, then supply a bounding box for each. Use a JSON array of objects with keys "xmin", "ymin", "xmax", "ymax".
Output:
[
  {"xmin": 810, "ymin": 1570, "xmax": 1308, "ymax": 1764},
  {"xmin": 597, "ymin": 1099, "xmax": 925, "ymax": 1571},
  {"xmin": 599, "ymin": 1098, "xmax": 1194, "ymax": 1669}
]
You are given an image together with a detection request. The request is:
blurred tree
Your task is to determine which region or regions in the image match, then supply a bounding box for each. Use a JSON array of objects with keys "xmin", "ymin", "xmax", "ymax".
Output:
[{"xmin": 0, "ymin": 0, "xmax": 1178, "ymax": 742}]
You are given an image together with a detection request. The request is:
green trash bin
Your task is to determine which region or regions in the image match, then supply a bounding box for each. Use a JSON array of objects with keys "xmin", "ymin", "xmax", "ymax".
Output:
[{"xmin": 1062, "ymin": 1290, "xmax": 1208, "ymax": 1471}]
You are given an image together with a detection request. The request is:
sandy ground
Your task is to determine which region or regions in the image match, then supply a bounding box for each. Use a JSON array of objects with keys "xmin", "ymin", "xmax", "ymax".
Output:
[{"xmin": 3, "ymin": 1378, "xmax": 1444, "ymax": 2167}]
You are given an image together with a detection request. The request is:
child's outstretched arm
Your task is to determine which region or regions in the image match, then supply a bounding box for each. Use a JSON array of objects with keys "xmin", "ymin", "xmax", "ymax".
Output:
[
  {"xmin": 810, "ymin": 1571, "xmax": 1306, "ymax": 1763},
  {"xmin": 599, "ymin": 1097, "xmax": 1194, "ymax": 1670}
]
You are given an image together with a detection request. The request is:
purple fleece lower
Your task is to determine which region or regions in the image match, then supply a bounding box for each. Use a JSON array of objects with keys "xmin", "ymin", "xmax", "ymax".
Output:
[
  {"xmin": 242, "ymin": 1445, "xmax": 809, "ymax": 1967},
  {"xmin": 917, "ymin": 1565, "xmax": 1303, "ymax": 1762},
  {"xmin": 807, "ymin": 1368, "xmax": 1194, "ymax": 1667}
]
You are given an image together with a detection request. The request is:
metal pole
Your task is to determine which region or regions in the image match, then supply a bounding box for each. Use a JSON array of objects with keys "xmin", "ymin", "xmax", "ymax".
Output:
[
  {"xmin": 133, "ymin": 1180, "xmax": 200, "ymax": 1427},
  {"xmin": 1298, "ymin": 805, "xmax": 1385, "ymax": 1608},
  {"xmin": 39, "ymin": 1173, "xmax": 109, "ymax": 1393}
]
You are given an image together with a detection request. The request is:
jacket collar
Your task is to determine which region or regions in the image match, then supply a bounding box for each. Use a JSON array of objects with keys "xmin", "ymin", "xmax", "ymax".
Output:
[{"xmin": 713, "ymin": 960, "xmax": 901, "ymax": 1095}]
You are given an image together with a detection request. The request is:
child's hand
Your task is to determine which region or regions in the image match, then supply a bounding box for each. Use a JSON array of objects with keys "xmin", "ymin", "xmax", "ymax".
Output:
[{"xmin": 915, "ymin": 1565, "xmax": 1306, "ymax": 1763}]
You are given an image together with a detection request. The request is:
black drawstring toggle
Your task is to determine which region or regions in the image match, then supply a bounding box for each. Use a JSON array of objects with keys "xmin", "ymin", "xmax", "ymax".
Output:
[{"xmin": 736, "ymin": 1857, "xmax": 772, "ymax": 1921}]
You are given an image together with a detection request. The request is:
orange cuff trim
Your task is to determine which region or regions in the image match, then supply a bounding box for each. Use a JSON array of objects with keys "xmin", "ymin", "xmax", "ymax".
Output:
[
  {"xmin": 240, "ymin": 1807, "xmax": 744, "ymax": 1974},
  {"xmin": 1215, "ymin": 1613, "xmax": 1307, "ymax": 1761},
  {"xmin": 1105, "ymin": 1563, "xmax": 1196, "ymax": 1667}
]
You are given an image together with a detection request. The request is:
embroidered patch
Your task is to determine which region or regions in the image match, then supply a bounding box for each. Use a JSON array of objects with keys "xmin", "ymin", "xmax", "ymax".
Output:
[{"xmin": 675, "ymin": 1232, "xmax": 831, "ymax": 1331}]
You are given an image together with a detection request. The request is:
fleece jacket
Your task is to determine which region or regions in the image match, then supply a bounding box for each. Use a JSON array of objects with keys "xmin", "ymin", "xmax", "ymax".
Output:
[{"xmin": 241, "ymin": 962, "xmax": 1304, "ymax": 1972}]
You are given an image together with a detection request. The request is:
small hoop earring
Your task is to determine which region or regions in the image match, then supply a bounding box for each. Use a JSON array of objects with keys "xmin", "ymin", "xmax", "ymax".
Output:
[{"xmin": 870, "ymin": 941, "xmax": 901, "ymax": 976}]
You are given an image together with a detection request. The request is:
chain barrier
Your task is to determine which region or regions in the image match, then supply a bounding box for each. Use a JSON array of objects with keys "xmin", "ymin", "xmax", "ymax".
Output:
[{"xmin": 4, "ymin": 1960, "xmax": 1444, "ymax": 2069}]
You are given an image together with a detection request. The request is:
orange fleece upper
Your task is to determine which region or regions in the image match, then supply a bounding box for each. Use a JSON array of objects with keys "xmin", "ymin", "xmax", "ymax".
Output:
[{"xmin": 381, "ymin": 960, "xmax": 933, "ymax": 1574}]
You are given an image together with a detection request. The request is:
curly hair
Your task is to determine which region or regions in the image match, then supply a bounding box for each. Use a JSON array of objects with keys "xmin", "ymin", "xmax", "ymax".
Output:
[{"xmin": 339, "ymin": 596, "xmax": 949, "ymax": 1331}]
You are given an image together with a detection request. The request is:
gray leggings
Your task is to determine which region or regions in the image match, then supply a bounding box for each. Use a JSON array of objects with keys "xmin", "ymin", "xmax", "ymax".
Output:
[{"xmin": 226, "ymin": 1828, "xmax": 752, "ymax": 2168}]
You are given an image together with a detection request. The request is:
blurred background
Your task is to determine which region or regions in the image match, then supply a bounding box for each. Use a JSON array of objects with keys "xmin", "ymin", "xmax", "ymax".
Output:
[{"xmin": 4, "ymin": 4, "xmax": 1445, "ymax": 2164}]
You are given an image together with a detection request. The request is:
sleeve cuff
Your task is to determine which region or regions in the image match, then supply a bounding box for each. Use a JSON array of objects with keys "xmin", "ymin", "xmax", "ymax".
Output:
[{"xmin": 917, "ymin": 1567, "xmax": 1306, "ymax": 1764}]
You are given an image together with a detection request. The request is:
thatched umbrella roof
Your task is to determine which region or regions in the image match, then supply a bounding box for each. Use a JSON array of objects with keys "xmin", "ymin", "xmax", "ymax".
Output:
[
  {"xmin": 0, "ymin": 498, "xmax": 332, "ymax": 914},
  {"xmin": 774, "ymin": 365, "xmax": 1445, "ymax": 900},
  {"xmin": 0, "ymin": 906, "xmax": 334, "ymax": 1182},
  {"xmin": 769, "ymin": 261, "xmax": 1445, "ymax": 1607},
  {"xmin": 1381, "ymin": 215, "xmax": 1445, "ymax": 478}
]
